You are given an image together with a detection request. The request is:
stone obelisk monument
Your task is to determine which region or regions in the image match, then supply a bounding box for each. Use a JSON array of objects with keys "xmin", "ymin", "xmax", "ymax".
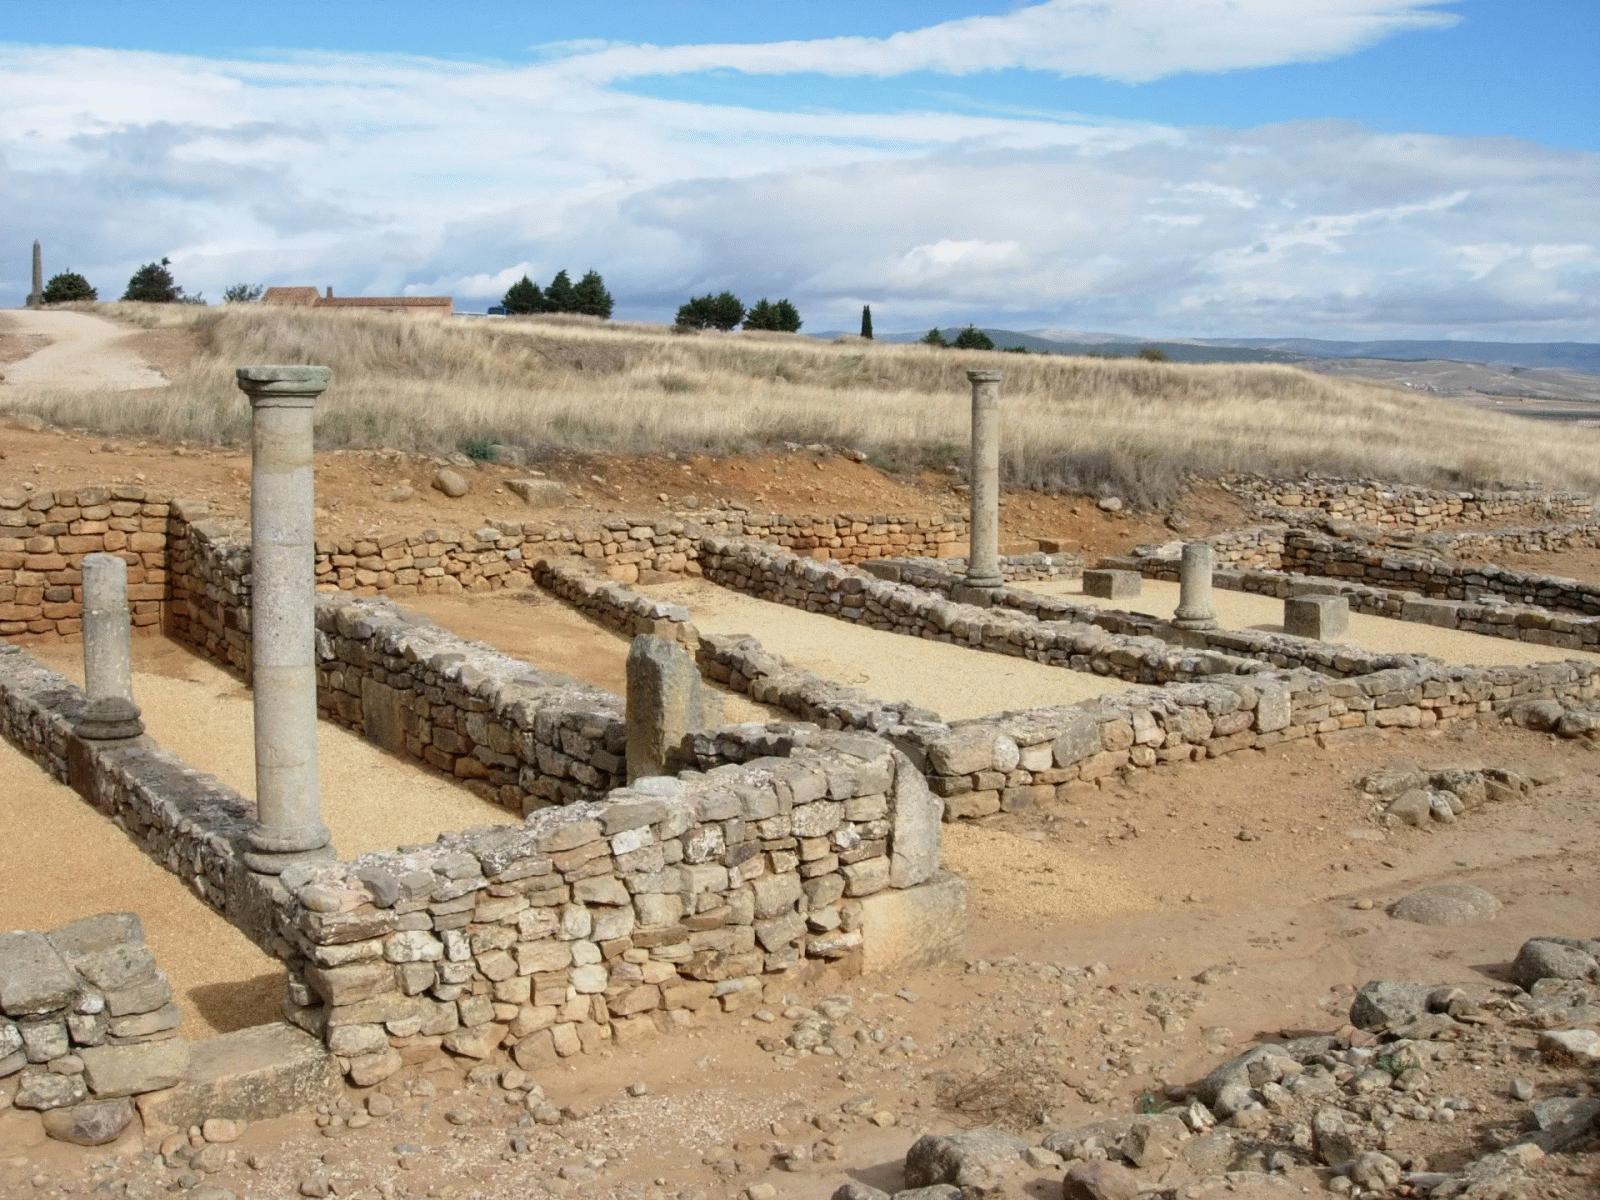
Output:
[
  {"xmin": 964, "ymin": 369, "xmax": 1004, "ymax": 593},
  {"xmin": 27, "ymin": 241, "xmax": 43, "ymax": 307},
  {"xmin": 237, "ymin": 365, "xmax": 336, "ymax": 874}
]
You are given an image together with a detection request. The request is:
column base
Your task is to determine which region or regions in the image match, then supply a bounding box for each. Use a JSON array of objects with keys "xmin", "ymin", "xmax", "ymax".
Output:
[
  {"xmin": 243, "ymin": 844, "xmax": 338, "ymax": 876},
  {"xmin": 1172, "ymin": 615, "xmax": 1219, "ymax": 631},
  {"xmin": 75, "ymin": 697, "xmax": 145, "ymax": 741},
  {"xmin": 952, "ymin": 582, "xmax": 1002, "ymax": 607}
]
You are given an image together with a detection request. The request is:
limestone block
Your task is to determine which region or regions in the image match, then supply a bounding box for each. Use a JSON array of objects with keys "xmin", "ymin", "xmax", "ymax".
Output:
[
  {"xmin": 134, "ymin": 1023, "xmax": 342, "ymax": 1131},
  {"xmin": 626, "ymin": 635, "xmax": 713, "ymax": 781},
  {"xmin": 1284, "ymin": 594, "xmax": 1349, "ymax": 641},
  {"xmin": 889, "ymin": 751, "xmax": 942, "ymax": 888},
  {"xmin": 1400, "ymin": 597, "xmax": 1461, "ymax": 628},
  {"xmin": 0, "ymin": 931, "xmax": 79, "ymax": 1017},
  {"xmin": 78, "ymin": 1037, "xmax": 189, "ymax": 1097},
  {"xmin": 859, "ymin": 872, "xmax": 967, "ymax": 975},
  {"xmin": 1081, "ymin": 569, "xmax": 1141, "ymax": 599}
]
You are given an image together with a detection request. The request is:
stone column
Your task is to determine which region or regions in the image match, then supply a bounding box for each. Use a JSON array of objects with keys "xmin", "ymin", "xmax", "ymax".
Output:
[
  {"xmin": 28, "ymin": 240, "xmax": 42, "ymax": 307},
  {"xmin": 626, "ymin": 634, "xmax": 721, "ymax": 782},
  {"xmin": 965, "ymin": 369, "xmax": 1004, "ymax": 590},
  {"xmin": 1173, "ymin": 542, "xmax": 1218, "ymax": 631},
  {"xmin": 75, "ymin": 553, "xmax": 144, "ymax": 740},
  {"xmin": 238, "ymin": 365, "xmax": 334, "ymax": 874}
]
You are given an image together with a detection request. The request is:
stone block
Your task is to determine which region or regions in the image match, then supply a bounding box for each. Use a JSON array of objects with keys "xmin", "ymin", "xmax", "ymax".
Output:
[
  {"xmin": 1081, "ymin": 569, "xmax": 1141, "ymax": 599},
  {"xmin": 360, "ymin": 677, "xmax": 406, "ymax": 753},
  {"xmin": 889, "ymin": 750, "xmax": 942, "ymax": 888},
  {"xmin": 859, "ymin": 871, "xmax": 967, "ymax": 975},
  {"xmin": 134, "ymin": 1023, "xmax": 341, "ymax": 1132},
  {"xmin": 626, "ymin": 634, "xmax": 715, "ymax": 781},
  {"xmin": 78, "ymin": 1037, "xmax": 190, "ymax": 1097},
  {"xmin": 1400, "ymin": 597, "xmax": 1460, "ymax": 628},
  {"xmin": 0, "ymin": 931, "xmax": 79, "ymax": 1017},
  {"xmin": 1284, "ymin": 594, "xmax": 1349, "ymax": 641}
]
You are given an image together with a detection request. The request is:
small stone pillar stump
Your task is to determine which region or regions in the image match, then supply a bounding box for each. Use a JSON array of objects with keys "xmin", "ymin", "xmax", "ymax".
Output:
[
  {"xmin": 1173, "ymin": 542, "xmax": 1218, "ymax": 631},
  {"xmin": 75, "ymin": 552, "xmax": 144, "ymax": 740},
  {"xmin": 28, "ymin": 240, "xmax": 43, "ymax": 308},
  {"xmin": 626, "ymin": 634, "xmax": 721, "ymax": 782},
  {"xmin": 1285, "ymin": 594, "xmax": 1350, "ymax": 641},
  {"xmin": 238, "ymin": 365, "xmax": 335, "ymax": 874},
  {"xmin": 964, "ymin": 369, "xmax": 1004, "ymax": 591}
]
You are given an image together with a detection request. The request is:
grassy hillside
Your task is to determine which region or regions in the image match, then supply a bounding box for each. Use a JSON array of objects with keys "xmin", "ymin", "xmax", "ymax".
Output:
[{"xmin": 13, "ymin": 304, "xmax": 1600, "ymax": 505}]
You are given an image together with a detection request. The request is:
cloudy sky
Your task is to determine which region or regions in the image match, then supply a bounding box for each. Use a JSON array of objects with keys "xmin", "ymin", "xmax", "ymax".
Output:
[{"xmin": 4, "ymin": 0, "xmax": 1597, "ymax": 339}]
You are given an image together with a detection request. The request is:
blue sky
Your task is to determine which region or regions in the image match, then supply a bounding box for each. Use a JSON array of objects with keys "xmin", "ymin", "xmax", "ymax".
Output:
[{"xmin": 4, "ymin": 1, "xmax": 1598, "ymax": 338}]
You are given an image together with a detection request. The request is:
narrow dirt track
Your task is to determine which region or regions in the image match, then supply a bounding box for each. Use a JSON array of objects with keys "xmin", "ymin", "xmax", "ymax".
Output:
[{"xmin": 0, "ymin": 308, "xmax": 169, "ymax": 391}]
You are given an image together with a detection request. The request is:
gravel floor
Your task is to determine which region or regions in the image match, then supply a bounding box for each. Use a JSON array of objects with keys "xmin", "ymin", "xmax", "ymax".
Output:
[
  {"xmin": 1028, "ymin": 576, "xmax": 1600, "ymax": 668},
  {"xmin": 640, "ymin": 578, "xmax": 1132, "ymax": 720}
]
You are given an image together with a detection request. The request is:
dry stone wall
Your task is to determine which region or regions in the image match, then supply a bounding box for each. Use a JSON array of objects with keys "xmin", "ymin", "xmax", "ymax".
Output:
[
  {"xmin": 0, "ymin": 487, "xmax": 170, "ymax": 640},
  {"xmin": 271, "ymin": 736, "xmax": 948, "ymax": 1082},
  {"xmin": 1226, "ymin": 477, "xmax": 1592, "ymax": 528},
  {"xmin": 314, "ymin": 594, "xmax": 629, "ymax": 813},
  {"xmin": 1, "ymin": 912, "xmax": 191, "ymax": 1120}
]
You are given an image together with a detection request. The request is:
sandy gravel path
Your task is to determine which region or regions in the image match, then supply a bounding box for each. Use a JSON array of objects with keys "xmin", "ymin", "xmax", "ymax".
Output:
[
  {"xmin": 25, "ymin": 638, "xmax": 517, "ymax": 858},
  {"xmin": 1028, "ymin": 577, "xmax": 1600, "ymax": 668},
  {"xmin": 0, "ymin": 735, "xmax": 283, "ymax": 1038},
  {"xmin": 640, "ymin": 578, "xmax": 1130, "ymax": 719},
  {"xmin": 0, "ymin": 308, "xmax": 168, "ymax": 392}
]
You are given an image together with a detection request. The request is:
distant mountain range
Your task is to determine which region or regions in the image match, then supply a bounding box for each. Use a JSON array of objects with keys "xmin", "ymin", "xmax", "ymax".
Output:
[{"xmin": 842, "ymin": 327, "xmax": 1600, "ymax": 373}]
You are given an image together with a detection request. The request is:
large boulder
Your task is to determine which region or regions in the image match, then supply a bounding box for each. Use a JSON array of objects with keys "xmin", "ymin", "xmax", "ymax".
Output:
[
  {"xmin": 903, "ymin": 1128, "xmax": 1028, "ymax": 1193},
  {"xmin": 1349, "ymin": 981, "xmax": 1431, "ymax": 1031},
  {"xmin": 1510, "ymin": 938, "xmax": 1600, "ymax": 990},
  {"xmin": 1388, "ymin": 883, "xmax": 1501, "ymax": 926},
  {"xmin": 1061, "ymin": 1161, "xmax": 1140, "ymax": 1200},
  {"xmin": 41, "ymin": 1098, "xmax": 135, "ymax": 1145}
]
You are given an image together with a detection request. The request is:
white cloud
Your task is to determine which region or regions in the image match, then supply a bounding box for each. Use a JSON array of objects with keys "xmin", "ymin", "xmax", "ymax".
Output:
[
  {"xmin": 547, "ymin": 0, "xmax": 1458, "ymax": 85},
  {"xmin": 2, "ymin": 22, "xmax": 1597, "ymax": 340}
]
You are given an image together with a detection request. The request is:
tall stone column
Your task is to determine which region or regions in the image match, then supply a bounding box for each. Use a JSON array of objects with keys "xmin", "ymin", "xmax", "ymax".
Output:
[
  {"xmin": 28, "ymin": 240, "xmax": 43, "ymax": 307},
  {"xmin": 75, "ymin": 553, "xmax": 144, "ymax": 741},
  {"xmin": 238, "ymin": 365, "xmax": 335, "ymax": 874},
  {"xmin": 965, "ymin": 369, "xmax": 1004, "ymax": 590},
  {"xmin": 1173, "ymin": 541, "xmax": 1218, "ymax": 631}
]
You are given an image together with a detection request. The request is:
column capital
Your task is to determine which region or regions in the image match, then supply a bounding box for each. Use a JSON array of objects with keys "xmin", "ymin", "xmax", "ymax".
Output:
[
  {"xmin": 966, "ymin": 369, "xmax": 1003, "ymax": 385},
  {"xmin": 236, "ymin": 365, "xmax": 332, "ymax": 404}
]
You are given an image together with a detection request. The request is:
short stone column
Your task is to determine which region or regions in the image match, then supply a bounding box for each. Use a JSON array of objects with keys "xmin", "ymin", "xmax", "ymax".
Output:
[
  {"xmin": 626, "ymin": 634, "xmax": 721, "ymax": 782},
  {"xmin": 965, "ymin": 369, "xmax": 1004, "ymax": 590},
  {"xmin": 29, "ymin": 240, "xmax": 43, "ymax": 308},
  {"xmin": 1173, "ymin": 542, "xmax": 1218, "ymax": 631},
  {"xmin": 75, "ymin": 552, "xmax": 144, "ymax": 740},
  {"xmin": 238, "ymin": 365, "xmax": 335, "ymax": 874}
]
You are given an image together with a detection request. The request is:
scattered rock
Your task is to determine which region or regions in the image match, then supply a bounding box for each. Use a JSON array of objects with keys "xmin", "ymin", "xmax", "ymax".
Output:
[
  {"xmin": 382, "ymin": 485, "xmax": 415, "ymax": 503},
  {"xmin": 903, "ymin": 1128, "xmax": 1027, "ymax": 1192},
  {"xmin": 1096, "ymin": 497, "xmax": 1123, "ymax": 513},
  {"xmin": 1388, "ymin": 883, "xmax": 1501, "ymax": 926},
  {"xmin": 1538, "ymin": 1028, "xmax": 1600, "ymax": 1065},
  {"xmin": 40, "ymin": 1097, "xmax": 134, "ymax": 1145},
  {"xmin": 506, "ymin": 478, "xmax": 568, "ymax": 506},
  {"xmin": 432, "ymin": 469, "xmax": 470, "ymax": 498},
  {"xmin": 1349, "ymin": 980, "xmax": 1431, "ymax": 1031},
  {"xmin": 1061, "ymin": 1160, "xmax": 1140, "ymax": 1200},
  {"xmin": 1510, "ymin": 937, "xmax": 1600, "ymax": 990}
]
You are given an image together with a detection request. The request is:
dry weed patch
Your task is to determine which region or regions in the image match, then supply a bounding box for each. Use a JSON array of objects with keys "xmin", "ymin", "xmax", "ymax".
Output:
[{"xmin": 11, "ymin": 304, "xmax": 1600, "ymax": 504}]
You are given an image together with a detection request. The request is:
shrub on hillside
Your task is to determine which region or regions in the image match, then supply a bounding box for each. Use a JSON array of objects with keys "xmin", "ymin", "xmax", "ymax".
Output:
[
  {"xmin": 41, "ymin": 272, "xmax": 97, "ymax": 303},
  {"xmin": 953, "ymin": 325, "xmax": 994, "ymax": 351},
  {"xmin": 921, "ymin": 327, "xmax": 948, "ymax": 347}
]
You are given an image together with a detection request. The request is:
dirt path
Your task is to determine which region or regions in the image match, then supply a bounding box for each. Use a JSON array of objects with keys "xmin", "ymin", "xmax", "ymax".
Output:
[
  {"xmin": 1029, "ymin": 575, "xmax": 1600, "ymax": 668},
  {"xmin": 640, "ymin": 577, "xmax": 1132, "ymax": 719},
  {"xmin": 0, "ymin": 308, "xmax": 169, "ymax": 392}
]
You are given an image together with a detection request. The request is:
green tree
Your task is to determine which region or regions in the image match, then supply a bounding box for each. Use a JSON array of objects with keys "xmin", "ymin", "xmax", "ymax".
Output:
[
  {"xmin": 920, "ymin": 327, "xmax": 948, "ymax": 347},
  {"xmin": 122, "ymin": 257, "xmax": 182, "ymax": 303},
  {"xmin": 543, "ymin": 269, "xmax": 577, "ymax": 313},
  {"xmin": 222, "ymin": 282, "xmax": 263, "ymax": 304},
  {"xmin": 773, "ymin": 299, "xmax": 801, "ymax": 332},
  {"xmin": 1138, "ymin": 345, "xmax": 1168, "ymax": 361},
  {"xmin": 952, "ymin": 325, "xmax": 994, "ymax": 351},
  {"xmin": 860, "ymin": 304, "xmax": 873, "ymax": 339},
  {"xmin": 40, "ymin": 272, "xmax": 96, "ymax": 304},
  {"xmin": 502, "ymin": 275, "xmax": 545, "ymax": 314},
  {"xmin": 571, "ymin": 269, "xmax": 614, "ymax": 319},
  {"xmin": 676, "ymin": 291, "xmax": 745, "ymax": 331}
]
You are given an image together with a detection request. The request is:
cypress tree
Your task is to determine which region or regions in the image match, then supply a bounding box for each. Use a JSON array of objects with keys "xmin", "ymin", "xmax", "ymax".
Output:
[
  {"xmin": 860, "ymin": 305, "xmax": 873, "ymax": 339},
  {"xmin": 543, "ymin": 269, "xmax": 577, "ymax": 313},
  {"xmin": 502, "ymin": 275, "xmax": 545, "ymax": 314},
  {"xmin": 571, "ymin": 270, "xmax": 613, "ymax": 319}
]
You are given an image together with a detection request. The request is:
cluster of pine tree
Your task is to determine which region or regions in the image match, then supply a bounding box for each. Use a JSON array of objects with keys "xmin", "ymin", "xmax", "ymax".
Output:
[
  {"xmin": 921, "ymin": 325, "xmax": 994, "ymax": 350},
  {"xmin": 674, "ymin": 292, "xmax": 801, "ymax": 332},
  {"xmin": 502, "ymin": 269, "xmax": 613, "ymax": 318}
]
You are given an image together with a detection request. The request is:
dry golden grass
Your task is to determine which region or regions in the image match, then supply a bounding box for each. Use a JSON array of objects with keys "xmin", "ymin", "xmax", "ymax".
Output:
[{"xmin": 12, "ymin": 303, "xmax": 1600, "ymax": 503}]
